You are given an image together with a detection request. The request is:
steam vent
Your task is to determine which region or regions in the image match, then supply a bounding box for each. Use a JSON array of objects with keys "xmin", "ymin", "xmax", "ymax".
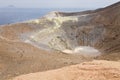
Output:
[{"xmin": 0, "ymin": 2, "xmax": 120, "ymax": 80}]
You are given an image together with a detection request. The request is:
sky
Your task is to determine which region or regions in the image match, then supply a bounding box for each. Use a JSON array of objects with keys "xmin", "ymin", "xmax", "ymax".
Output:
[{"xmin": 0, "ymin": 0, "xmax": 119, "ymax": 8}]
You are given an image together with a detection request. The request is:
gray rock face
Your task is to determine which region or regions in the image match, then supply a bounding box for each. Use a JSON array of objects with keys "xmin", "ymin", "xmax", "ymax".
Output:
[{"xmin": 21, "ymin": 2, "xmax": 120, "ymax": 54}]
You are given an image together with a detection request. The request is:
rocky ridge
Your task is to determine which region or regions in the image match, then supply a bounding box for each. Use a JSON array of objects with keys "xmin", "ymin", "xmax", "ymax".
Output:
[{"xmin": 20, "ymin": 2, "xmax": 120, "ymax": 54}]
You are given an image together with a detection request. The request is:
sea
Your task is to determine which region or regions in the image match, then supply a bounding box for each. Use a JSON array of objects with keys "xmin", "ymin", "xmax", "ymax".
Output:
[{"xmin": 0, "ymin": 8, "xmax": 93, "ymax": 25}]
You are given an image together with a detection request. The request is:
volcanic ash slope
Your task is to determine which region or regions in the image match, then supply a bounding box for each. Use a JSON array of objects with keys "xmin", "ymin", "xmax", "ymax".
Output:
[{"xmin": 12, "ymin": 60, "xmax": 120, "ymax": 80}]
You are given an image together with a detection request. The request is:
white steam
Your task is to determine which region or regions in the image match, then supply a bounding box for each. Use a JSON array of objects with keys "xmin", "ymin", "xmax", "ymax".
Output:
[{"xmin": 62, "ymin": 46, "xmax": 101, "ymax": 57}]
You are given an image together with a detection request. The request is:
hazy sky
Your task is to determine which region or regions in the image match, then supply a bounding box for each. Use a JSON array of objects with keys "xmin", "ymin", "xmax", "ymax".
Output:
[{"xmin": 0, "ymin": 0, "xmax": 119, "ymax": 8}]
